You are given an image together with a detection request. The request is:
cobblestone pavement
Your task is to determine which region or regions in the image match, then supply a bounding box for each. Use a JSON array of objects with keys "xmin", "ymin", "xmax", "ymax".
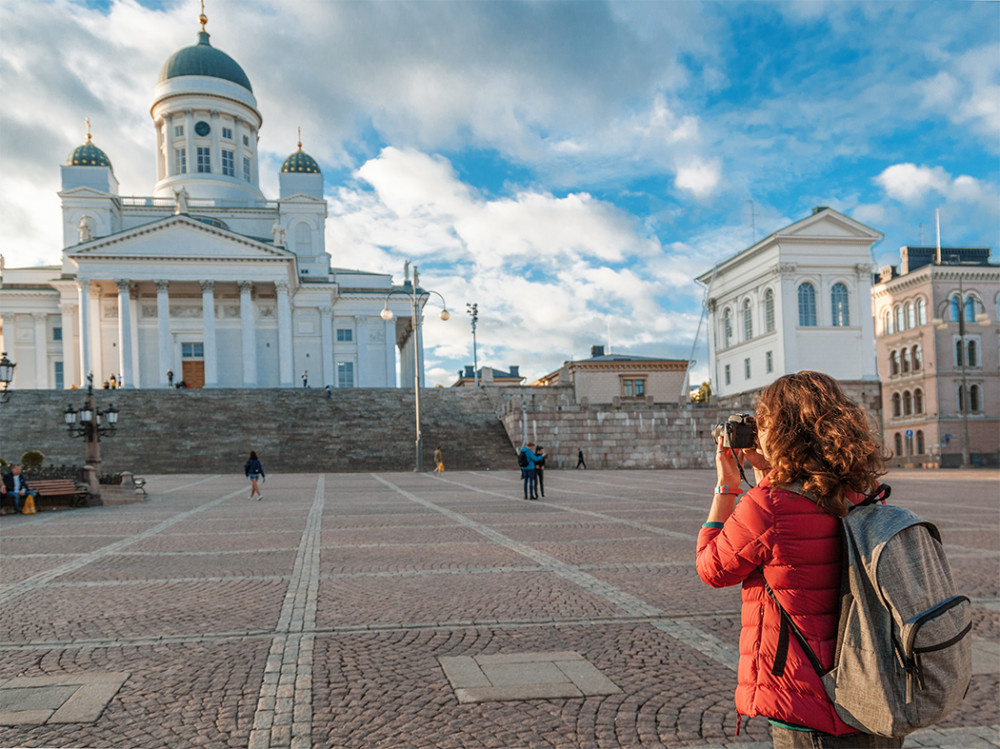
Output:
[{"xmin": 0, "ymin": 469, "xmax": 996, "ymax": 749}]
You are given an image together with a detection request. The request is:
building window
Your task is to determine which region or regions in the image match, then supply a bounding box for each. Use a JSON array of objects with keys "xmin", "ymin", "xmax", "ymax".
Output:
[
  {"xmin": 54, "ymin": 361, "xmax": 64, "ymax": 390},
  {"xmin": 243, "ymin": 134, "xmax": 250, "ymax": 146},
  {"xmin": 916, "ymin": 297, "xmax": 927, "ymax": 326},
  {"xmin": 764, "ymin": 289, "xmax": 775, "ymax": 333},
  {"xmin": 766, "ymin": 350, "xmax": 773, "ymax": 374},
  {"xmin": 890, "ymin": 350, "xmax": 899, "ymax": 376},
  {"xmin": 831, "ymin": 282, "xmax": 850, "ymax": 326},
  {"xmin": 901, "ymin": 348, "xmax": 910, "ymax": 373},
  {"xmin": 914, "ymin": 388, "xmax": 923, "ymax": 414},
  {"xmin": 882, "ymin": 309, "xmax": 893, "ymax": 335},
  {"xmin": 723, "ymin": 308, "xmax": 733, "ymax": 348},
  {"xmin": 724, "ymin": 364, "xmax": 731, "ymax": 386},
  {"xmin": 175, "ymin": 147, "xmax": 187, "ymax": 174},
  {"xmin": 336, "ymin": 328, "xmax": 353, "ymax": 342},
  {"xmin": 221, "ymin": 149, "xmax": 235, "ymax": 177},
  {"xmin": 196, "ymin": 146, "xmax": 211, "ymax": 173},
  {"xmin": 903, "ymin": 390, "xmax": 912, "ymax": 416},
  {"xmin": 970, "ymin": 384, "xmax": 981, "ymax": 412},
  {"xmin": 174, "ymin": 125, "xmax": 184, "ymax": 137},
  {"xmin": 967, "ymin": 339, "xmax": 978, "ymax": 367},
  {"xmin": 916, "ymin": 430, "xmax": 925, "ymax": 455},
  {"xmin": 337, "ymin": 361, "xmax": 354, "ymax": 388},
  {"xmin": 222, "ymin": 127, "xmax": 233, "ymax": 140},
  {"xmin": 53, "ymin": 326, "xmax": 62, "ymax": 341},
  {"xmin": 905, "ymin": 301, "xmax": 915, "ymax": 329},
  {"xmin": 243, "ymin": 156, "xmax": 251, "ymax": 182},
  {"xmin": 622, "ymin": 378, "xmax": 646, "ymax": 398},
  {"xmin": 742, "ymin": 299, "xmax": 753, "ymax": 341},
  {"xmin": 798, "ymin": 283, "xmax": 817, "ymax": 326},
  {"xmin": 891, "ymin": 392, "xmax": 901, "ymax": 417},
  {"xmin": 905, "ymin": 432, "xmax": 914, "ymax": 456},
  {"xmin": 744, "ymin": 358, "xmax": 751, "ymax": 379},
  {"xmin": 955, "ymin": 339, "xmax": 964, "ymax": 367},
  {"xmin": 895, "ymin": 304, "xmax": 906, "ymax": 332},
  {"xmin": 965, "ymin": 296, "xmax": 977, "ymax": 324},
  {"xmin": 296, "ymin": 224, "xmax": 312, "ymax": 254},
  {"xmin": 912, "ymin": 344, "xmax": 922, "ymax": 371},
  {"xmin": 182, "ymin": 342, "xmax": 204, "ymax": 359},
  {"xmin": 894, "ymin": 432, "xmax": 902, "ymax": 457}
]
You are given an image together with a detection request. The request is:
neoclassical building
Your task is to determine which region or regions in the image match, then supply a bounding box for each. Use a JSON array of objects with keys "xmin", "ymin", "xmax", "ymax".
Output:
[
  {"xmin": 0, "ymin": 14, "xmax": 427, "ymax": 391},
  {"xmin": 696, "ymin": 207, "xmax": 881, "ymax": 399}
]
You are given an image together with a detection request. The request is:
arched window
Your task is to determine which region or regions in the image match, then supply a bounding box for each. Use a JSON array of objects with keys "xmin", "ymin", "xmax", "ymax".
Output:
[
  {"xmin": 970, "ymin": 384, "xmax": 981, "ymax": 412},
  {"xmin": 882, "ymin": 309, "xmax": 893, "ymax": 335},
  {"xmin": 914, "ymin": 388, "xmax": 924, "ymax": 414},
  {"xmin": 892, "ymin": 392, "xmax": 901, "ymax": 417},
  {"xmin": 743, "ymin": 299, "xmax": 753, "ymax": 341},
  {"xmin": 895, "ymin": 305, "xmax": 905, "ymax": 332},
  {"xmin": 968, "ymin": 340, "xmax": 978, "ymax": 367},
  {"xmin": 905, "ymin": 432, "xmax": 914, "ymax": 456},
  {"xmin": 798, "ymin": 283, "xmax": 817, "ymax": 326},
  {"xmin": 901, "ymin": 348, "xmax": 910, "ymax": 373},
  {"xmin": 903, "ymin": 391, "xmax": 912, "ymax": 416},
  {"xmin": 764, "ymin": 289, "xmax": 775, "ymax": 333},
  {"xmin": 965, "ymin": 295, "xmax": 977, "ymax": 324},
  {"xmin": 912, "ymin": 344, "xmax": 922, "ymax": 371},
  {"xmin": 956, "ymin": 339, "xmax": 964, "ymax": 366},
  {"xmin": 831, "ymin": 283, "xmax": 850, "ymax": 326},
  {"xmin": 905, "ymin": 301, "xmax": 915, "ymax": 329},
  {"xmin": 295, "ymin": 223, "xmax": 312, "ymax": 255},
  {"xmin": 890, "ymin": 351, "xmax": 899, "ymax": 376},
  {"xmin": 723, "ymin": 308, "xmax": 733, "ymax": 348},
  {"xmin": 916, "ymin": 430, "xmax": 925, "ymax": 455},
  {"xmin": 950, "ymin": 295, "xmax": 961, "ymax": 322},
  {"xmin": 894, "ymin": 433, "xmax": 902, "ymax": 457},
  {"xmin": 958, "ymin": 385, "xmax": 965, "ymax": 412},
  {"xmin": 916, "ymin": 297, "xmax": 927, "ymax": 326}
]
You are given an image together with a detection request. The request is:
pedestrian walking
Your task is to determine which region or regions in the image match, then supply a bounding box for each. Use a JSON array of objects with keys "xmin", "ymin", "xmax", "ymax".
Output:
[
  {"xmin": 244, "ymin": 451, "xmax": 266, "ymax": 500},
  {"xmin": 433, "ymin": 445, "xmax": 445, "ymax": 473},
  {"xmin": 576, "ymin": 448, "xmax": 586, "ymax": 469},
  {"xmin": 696, "ymin": 371, "xmax": 901, "ymax": 748},
  {"xmin": 533, "ymin": 446, "xmax": 546, "ymax": 498}
]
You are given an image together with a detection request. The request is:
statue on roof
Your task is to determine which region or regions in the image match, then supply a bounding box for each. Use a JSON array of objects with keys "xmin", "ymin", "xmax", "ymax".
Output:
[
  {"xmin": 173, "ymin": 186, "xmax": 190, "ymax": 215},
  {"xmin": 271, "ymin": 219, "xmax": 286, "ymax": 247}
]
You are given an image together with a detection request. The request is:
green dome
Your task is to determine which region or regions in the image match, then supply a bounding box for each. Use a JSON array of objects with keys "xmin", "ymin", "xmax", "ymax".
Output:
[
  {"xmin": 281, "ymin": 148, "xmax": 321, "ymax": 174},
  {"xmin": 159, "ymin": 31, "xmax": 252, "ymax": 92},
  {"xmin": 67, "ymin": 139, "xmax": 113, "ymax": 169}
]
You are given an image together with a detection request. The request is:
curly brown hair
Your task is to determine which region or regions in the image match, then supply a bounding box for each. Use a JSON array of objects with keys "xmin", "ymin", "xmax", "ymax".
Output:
[{"xmin": 755, "ymin": 371, "xmax": 886, "ymax": 517}]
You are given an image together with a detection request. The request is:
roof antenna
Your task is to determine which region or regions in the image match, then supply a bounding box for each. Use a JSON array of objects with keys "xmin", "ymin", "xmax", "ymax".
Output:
[
  {"xmin": 199, "ymin": 0, "xmax": 208, "ymax": 32},
  {"xmin": 935, "ymin": 209, "xmax": 942, "ymax": 265},
  {"xmin": 742, "ymin": 198, "xmax": 757, "ymax": 244}
]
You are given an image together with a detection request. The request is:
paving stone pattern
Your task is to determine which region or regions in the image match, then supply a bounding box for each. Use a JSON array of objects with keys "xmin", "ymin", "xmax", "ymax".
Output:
[{"xmin": 0, "ymin": 469, "xmax": 996, "ymax": 748}]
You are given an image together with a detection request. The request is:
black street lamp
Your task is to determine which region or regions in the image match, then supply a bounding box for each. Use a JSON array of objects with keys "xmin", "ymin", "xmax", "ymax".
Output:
[
  {"xmin": 467, "ymin": 302, "xmax": 479, "ymax": 387},
  {"xmin": 931, "ymin": 267, "xmax": 991, "ymax": 467},
  {"xmin": 0, "ymin": 352, "xmax": 15, "ymax": 403},
  {"xmin": 380, "ymin": 263, "xmax": 449, "ymax": 471},
  {"xmin": 64, "ymin": 372, "xmax": 120, "ymax": 501}
]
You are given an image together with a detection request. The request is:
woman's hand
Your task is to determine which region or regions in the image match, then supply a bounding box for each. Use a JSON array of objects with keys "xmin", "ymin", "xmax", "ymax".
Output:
[{"xmin": 715, "ymin": 436, "xmax": 743, "ymax": 488}]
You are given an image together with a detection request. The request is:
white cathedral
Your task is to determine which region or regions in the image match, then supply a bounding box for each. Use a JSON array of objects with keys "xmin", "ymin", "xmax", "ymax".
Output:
[{"xmin": 0, "ymin": 14, "xmax": 428, "ymax": 391}]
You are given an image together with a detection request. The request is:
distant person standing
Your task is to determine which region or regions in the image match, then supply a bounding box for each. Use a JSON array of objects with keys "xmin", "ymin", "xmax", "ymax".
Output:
[
  {"xmin": 576, "ymin": 449, "xmax": 587, "ymax": 469},
  {"xmin": 519, "ymin": 442, "xmax": 541, "ymax": 500},
  {"xmin": 301, "ymin": 370, "xmax": 308, "ymax": 388},
  {"xmin": 534, "ymin": 446, "xmax": 547, "ymax": 498},
  {"xmin": 244, "ymin": 451, "xmax": 266, "ymax": 500},
  {"xmin": 433, "ymin": 445, "xmax": 444, "ymax": 473}
]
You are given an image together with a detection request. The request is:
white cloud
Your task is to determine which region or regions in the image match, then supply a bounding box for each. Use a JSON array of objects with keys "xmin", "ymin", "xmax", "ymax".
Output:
[
  {"xmin": 674, "ymin": 158, "xmax": 722, "ymax": 199},
  {"xmin": 875, "ymin": 164, "xmax": 951, "ymax": 204}
]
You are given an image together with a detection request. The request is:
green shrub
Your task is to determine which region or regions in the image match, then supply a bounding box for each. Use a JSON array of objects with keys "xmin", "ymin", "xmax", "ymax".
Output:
[{"xmin": 21, "ymin": 450, "xmax": 45, "ymax": 471}]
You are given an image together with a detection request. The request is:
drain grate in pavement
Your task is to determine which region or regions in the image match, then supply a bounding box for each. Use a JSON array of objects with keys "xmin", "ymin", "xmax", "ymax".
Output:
[
  {"xmin": 438, "ymin": 651, "xmax": 622, "ymax": 703},
  {"xmin": 0, "ymin": 673, "xmax": 129, "ymax": 726}
]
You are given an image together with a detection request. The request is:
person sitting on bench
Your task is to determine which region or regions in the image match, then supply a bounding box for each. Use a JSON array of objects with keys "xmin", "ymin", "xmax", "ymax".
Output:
[{"xmin": 1, "ymin": 464, "xmax": 36, "ymax": 515}]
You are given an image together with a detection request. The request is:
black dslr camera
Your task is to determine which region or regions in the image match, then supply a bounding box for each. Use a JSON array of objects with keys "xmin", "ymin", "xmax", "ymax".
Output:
[{"xmin": 711, "ymin": 413, "xmax": 757, "ymax": 449}]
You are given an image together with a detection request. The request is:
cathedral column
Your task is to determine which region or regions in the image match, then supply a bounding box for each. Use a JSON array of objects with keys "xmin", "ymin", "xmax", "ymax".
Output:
[
  {"xmin": 78, "ymin": 280, "xmax": 91, "ymax": 383},
  {"xmin": 59, "ymin": 303, "xmax": 76, "ymax": 389},
  {"xmin": 319, "ymin": 305, "xmax": 334, "ymax": 388},
  {"xmin": 210, "ymin": 110, "xmax": 221, "ymax": 173},
  {"xmin": 355, "ymin": 316, "xmax": 369, "ymax": 387},
  {"xmin": 239, "ymin": 281, "xmax": 257, "ymax": 386},
  {"xmin": 33, "ymin": 312, "xmax": 49, "ymax": 389},
  {"xmin": 115, "ymin": 279, "xmax": 134, "ymax": 388},
  {"xmin": 183, "ymin": 109, "xmax": 194, "ymax": 175},
  {"xmin": 201, "ymin": 281, "xmax": 218, "ymax": 388},
  {"xmin": 156, "ymin": 280, "xmax": 171, "ymax": 387},
  {"xmin": 384, "ymin": 317, "xmax": 396, "ymax": 387},
  {"xmin": 275, "ymin": 281, "xmax": 294, "ymax": 387}
]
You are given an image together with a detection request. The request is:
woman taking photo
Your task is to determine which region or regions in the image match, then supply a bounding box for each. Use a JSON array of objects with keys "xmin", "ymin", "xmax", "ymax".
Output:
[{"xmin": 696, "ymin": 371, "xmax": 898, "ymax": 748}]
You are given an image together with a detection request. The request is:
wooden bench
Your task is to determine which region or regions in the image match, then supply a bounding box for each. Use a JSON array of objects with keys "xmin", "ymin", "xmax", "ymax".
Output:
[{"xmin": 28, "ymin": 479, "xmax": 90, "ymax": 508}]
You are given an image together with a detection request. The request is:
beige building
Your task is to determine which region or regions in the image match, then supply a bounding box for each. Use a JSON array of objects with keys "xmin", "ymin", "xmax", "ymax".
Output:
[
  {"xmin": 533, "ymin": 346, "xmax": 688, "ymax": 405},
  {"xmin": 452, "ymin": 365, "xmax": 524, "ymax": 388},
  {"xmin": 872, "ymin": 246, "xmax": 999, "ymax": 467}
]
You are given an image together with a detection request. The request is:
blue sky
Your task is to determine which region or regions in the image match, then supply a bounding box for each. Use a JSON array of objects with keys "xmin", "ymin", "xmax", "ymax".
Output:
[{"xmin": 1, "ymin": 0, "xmax": 997, "ymax": 387}]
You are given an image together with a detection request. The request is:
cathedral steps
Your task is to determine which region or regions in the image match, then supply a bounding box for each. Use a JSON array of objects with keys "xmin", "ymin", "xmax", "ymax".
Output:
[{"xmin": 0, "ymin": 388, "xmax": 515, "ymax": 475}]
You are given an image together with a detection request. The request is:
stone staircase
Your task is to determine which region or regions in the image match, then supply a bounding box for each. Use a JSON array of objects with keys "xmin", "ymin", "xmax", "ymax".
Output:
[{"xmin": 0, "ymin": 388, "xmax": 516, "ymax": 474}]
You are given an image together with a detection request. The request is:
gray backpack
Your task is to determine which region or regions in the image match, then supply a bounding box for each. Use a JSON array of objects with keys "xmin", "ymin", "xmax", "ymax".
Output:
[{"xmin": 768, "ymin": 484, "xmax": 972, "ymax": 738}]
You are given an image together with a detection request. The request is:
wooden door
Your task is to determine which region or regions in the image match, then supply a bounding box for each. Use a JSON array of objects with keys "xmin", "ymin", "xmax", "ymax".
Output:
[{"xmin": 182, "ymin": 361, "xmax": 205, "ymax": 388}]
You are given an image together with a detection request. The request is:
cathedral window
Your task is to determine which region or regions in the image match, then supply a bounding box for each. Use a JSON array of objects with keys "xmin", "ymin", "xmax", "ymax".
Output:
[
  {"xmin": 742, "ymin": 299, "xmax": 753, "ymax": 341},
  {"xmin": 338, "ymin": 362, "xmax": 354, "ymax": 388},
  {"xmin": 222, "ymin": 150, "xmax": 235, "ymax": 177},
  {"xmin": 766, "ymin": 350, "xmax": 773, "ymax": 373},
  {"xmin": 243, "ymin": 156, "xmax": 251, "ymax": 182},
  {"xmin": 175, "ymin": 148, "xmax": 187, "ymax": 175},
  {"xmin": 337, "ymin": 329, "xmax": 353, "ymax": 342},
  {"xmin": 798, "ymin": 283, "xmax": 817, "ymax": 326},
  {"xmin": 831, "ymin": 282, "xmax": 850, "ymax": 326},
  {"xmin": 174, "ymin": 125, "xmax": 184, "ymax": 137},
  {"xmin": 196, "ymin": 147, "xmax": 211, "ymax": 173},
  {"xmin": 724, "ymin": 364, "xmax": 731, "ymax": 385},
  {"xmin": 243, "ymin": 134, "xmax": 250, "ymax": 146},
  {"xmin": 764, "ymin": 289, "xmax": 775, "ymax": 332},
  {"xmin": 222, "ymin": 127, "xmax": 233, "ymax": 140}
]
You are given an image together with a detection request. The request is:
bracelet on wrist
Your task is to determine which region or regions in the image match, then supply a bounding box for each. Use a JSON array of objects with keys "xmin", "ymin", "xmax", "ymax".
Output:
[{"xmin": 714, "ymin": 485, "xmax": 742, "ymax": 496}]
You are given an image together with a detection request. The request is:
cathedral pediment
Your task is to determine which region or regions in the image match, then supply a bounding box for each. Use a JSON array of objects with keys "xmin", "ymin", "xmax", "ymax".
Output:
[
  {"xmin": 66, "ymin": 214, "xmax": 292, "ymax": 261},
  {"xmin": 778, "ymin": 208, "xmax": 883, "ymax": 241}
]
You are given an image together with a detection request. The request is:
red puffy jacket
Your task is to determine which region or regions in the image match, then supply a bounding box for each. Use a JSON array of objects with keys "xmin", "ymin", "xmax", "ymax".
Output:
[{"xmin": 696, "ymin": 475, "xmax": 856, "ymax": 735}]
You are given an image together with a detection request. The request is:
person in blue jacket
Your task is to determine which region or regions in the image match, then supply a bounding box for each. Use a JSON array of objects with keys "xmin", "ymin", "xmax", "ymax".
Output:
[{"xmin": 519, "ymin": 442, "xmax": 542, "ymax": 500}]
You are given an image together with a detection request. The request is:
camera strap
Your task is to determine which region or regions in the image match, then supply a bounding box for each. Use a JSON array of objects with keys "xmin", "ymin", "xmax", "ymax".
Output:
[{"xmin": 728, "ymin": 447, "xmax": 753, "ymax": 488}]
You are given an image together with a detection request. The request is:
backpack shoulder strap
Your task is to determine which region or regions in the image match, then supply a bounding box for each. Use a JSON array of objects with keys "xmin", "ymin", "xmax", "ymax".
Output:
[{"xmin": 764, "ymin": 578, "xmax": 827, "ymax": 679}]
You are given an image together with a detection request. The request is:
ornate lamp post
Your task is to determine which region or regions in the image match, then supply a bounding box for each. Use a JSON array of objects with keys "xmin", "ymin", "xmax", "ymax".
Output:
[
  {"xmin": 0, "ymin": 352, "xmax": 16, "ymax": 403},
  {"xmin": 64, "ymin": 373, "xmax": 120, "ymax": 501},
  {"xmin": 931, "ymin": 269, "xmax": 991, "ymax": 467},
  {"xmin": 467, "ymin": 302, "xmax": 479, "ymax": 387},
  {"xmin": 380, "ymin": 263, "xmax": 450, "ymax": 471}
]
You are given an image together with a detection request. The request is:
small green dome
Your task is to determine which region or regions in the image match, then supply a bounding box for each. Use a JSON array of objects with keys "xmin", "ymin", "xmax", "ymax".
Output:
[
  {"xmin": 281, "ymin": 148, "xmax": 321, "ymax": 174},
  {"xmin": 159, "ymin": 31, "xmax": 253, "ymax": 92},
  {"xmin": 67, "ymin": 139, "xmax": 112, "ymax": 169}
]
